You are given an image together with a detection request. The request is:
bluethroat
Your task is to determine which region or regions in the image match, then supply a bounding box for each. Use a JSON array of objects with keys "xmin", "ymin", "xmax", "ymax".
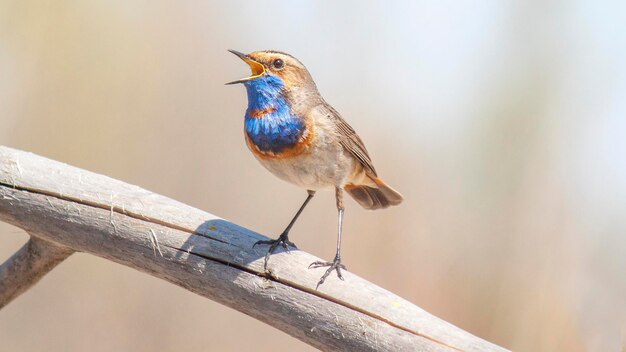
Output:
[{"xmin": 227, "ymin": 50, "xmax": 403, "ymax": 288}]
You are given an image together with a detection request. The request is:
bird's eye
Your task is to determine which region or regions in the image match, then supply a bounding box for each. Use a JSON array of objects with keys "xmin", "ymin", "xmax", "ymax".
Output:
[{"xmin": 272, "ymin": 59, "xmax": 284, "ymax": 69}]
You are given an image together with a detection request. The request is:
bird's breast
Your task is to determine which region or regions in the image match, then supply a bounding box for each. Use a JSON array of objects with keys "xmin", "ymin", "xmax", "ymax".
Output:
[{"xmin": 244, "ymin": 104, "xmax": 314, "ymax": 159}]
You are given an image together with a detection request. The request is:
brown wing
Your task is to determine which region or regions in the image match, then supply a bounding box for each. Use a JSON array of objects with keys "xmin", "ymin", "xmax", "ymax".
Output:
[{"xmin": 318, "ymin": 103, "xmax": 377, "ymax": 176}]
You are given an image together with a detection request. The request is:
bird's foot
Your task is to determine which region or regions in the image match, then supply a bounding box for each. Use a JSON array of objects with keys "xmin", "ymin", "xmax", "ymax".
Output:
[
  {"xmin": 308, "ymin": 255, "xmax": 346, "ymax": 289},
  {"xmin": 253, "ymin": 232, "xmax": 297, "ymax": 270}
]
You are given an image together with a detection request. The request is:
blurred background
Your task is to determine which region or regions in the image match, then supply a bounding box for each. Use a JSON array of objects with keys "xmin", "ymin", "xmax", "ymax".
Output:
[{"xmin": 1, "ymin": 1, "xmax": 625, "ymax": 351}]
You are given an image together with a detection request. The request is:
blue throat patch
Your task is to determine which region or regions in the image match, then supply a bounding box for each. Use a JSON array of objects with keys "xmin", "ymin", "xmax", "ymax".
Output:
[{"xmin": 243, "ymin": 75, "xmax": 306, "ymax": 153}]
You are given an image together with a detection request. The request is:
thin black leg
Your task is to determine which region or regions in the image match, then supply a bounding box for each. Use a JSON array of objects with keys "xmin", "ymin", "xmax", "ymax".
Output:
[
  {"xmin": 309, "ymin": 187, "xmax": 346, "ymax": 289},
  {"xmin": 254, "ymin": 190, "xmax": 315, "ymax": 270}
]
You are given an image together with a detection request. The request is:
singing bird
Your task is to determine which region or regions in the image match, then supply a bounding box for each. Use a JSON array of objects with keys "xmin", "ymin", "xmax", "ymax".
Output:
[{"xmin": 227, "ymin": 50, "xmax": 403, "ymax": 288}]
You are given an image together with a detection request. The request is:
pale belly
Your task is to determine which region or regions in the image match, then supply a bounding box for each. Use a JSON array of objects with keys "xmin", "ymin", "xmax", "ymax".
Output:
[{"xmin": 252, "ymin": 140, "xmax": 355, "ymax": 190}]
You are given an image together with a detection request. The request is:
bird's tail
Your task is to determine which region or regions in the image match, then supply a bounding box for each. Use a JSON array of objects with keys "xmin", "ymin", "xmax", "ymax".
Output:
[{"xmin": 344, "ymin": 177, "xmax": 403, "ymax": 210}]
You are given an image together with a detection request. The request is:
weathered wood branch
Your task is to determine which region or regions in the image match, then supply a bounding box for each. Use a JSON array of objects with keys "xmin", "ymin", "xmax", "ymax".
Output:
[
  {"xmin": 0, "ymin": 236, "xmax": 72, "ymax": 309},
  {"xmin": 0, "ymin": 146, "xmax": 508, "ymax": 352}
]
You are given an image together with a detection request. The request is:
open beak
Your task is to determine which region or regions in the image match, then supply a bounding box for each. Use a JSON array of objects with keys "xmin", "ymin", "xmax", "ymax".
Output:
[{"xmin": 226, "ymin": 50, "xmax": 266, "ymax": 85}]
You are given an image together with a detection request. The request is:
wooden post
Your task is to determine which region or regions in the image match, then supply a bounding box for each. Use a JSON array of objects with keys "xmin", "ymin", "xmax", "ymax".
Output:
[{"xmin": 0, "ymin": 146, "xmax": 508, "ymax": 352}]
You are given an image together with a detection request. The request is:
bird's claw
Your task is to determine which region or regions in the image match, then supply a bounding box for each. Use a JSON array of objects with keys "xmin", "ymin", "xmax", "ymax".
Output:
[
  {"xmin": 253, "ymin": 232, "xmax": 297, "ymax": 270},
  {"xmin": 309, "ymin": 256, "xmax": 346, "ymax": 289}
]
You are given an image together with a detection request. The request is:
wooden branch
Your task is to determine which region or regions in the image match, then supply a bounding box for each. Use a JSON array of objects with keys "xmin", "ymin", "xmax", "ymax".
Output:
[
  {"xmin": 0, "ymin": 236, "xmax": 72, "ymax": 309},
  {"xmin": 0, "ymin": 146, "xmax": 508, "ymax": 352}
]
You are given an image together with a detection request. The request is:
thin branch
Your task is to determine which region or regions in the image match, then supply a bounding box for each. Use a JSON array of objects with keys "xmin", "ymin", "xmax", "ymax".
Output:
[
  {"xmin": 0, "ymin": 146, "xmax": 509, "ymax": 352},
  {"xmin": 0, "ymin": 236, "xmax": 72, "ymax": 309}
]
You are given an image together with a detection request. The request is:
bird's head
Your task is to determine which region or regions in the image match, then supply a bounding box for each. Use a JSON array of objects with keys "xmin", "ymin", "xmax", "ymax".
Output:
[{"xmin": 227, "ymin": 50, "xmax": 318, "ymax": 100}]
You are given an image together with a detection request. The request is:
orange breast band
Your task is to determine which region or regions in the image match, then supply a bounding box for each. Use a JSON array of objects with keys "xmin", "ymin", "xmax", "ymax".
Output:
[{"xmin": 248, "ymin": 107, "xmax": 277, "ymax": 118}]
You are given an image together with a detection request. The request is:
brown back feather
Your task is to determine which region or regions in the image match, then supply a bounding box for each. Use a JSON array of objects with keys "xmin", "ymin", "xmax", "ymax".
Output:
[{"xmin": 317, "ymin": 102, "xmax": 378, "ymax": 176}]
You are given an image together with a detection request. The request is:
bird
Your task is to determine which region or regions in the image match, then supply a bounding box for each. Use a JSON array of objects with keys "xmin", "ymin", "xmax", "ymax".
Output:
[{"xmin": 227, "ymin": 49, "xmax": 403, "ymax": 288}]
